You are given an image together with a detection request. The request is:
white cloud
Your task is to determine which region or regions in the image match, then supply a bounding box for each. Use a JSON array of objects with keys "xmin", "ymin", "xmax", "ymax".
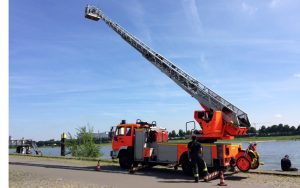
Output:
[
  {"xmin": 197, "ymin": 53, "xmax": 210, "ymax": 75},
  {"xmin": 274, "ymin": 114, "xmax": 283, "ymax": 118},
  {"xmin": 293, "ymin": 73, "xmax": 300, "ymax": 78},
  {"xmin": 122, "ymin": 0, "xmax": 152, "ymax": 45},
  {"xmin": 182, "ymin": 0, "xmax": 202, "ymax": 33},
  {"xmin": 270, "ymin": 0, "xmax": 283, "ymax": 8},
  {"xmin": 241, "ymin": 2, "xmax": 258, "ymax": 15}
]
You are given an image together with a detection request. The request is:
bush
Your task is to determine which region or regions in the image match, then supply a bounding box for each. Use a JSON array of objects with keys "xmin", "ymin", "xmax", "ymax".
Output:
[{"xmin": 67, "ymin": 125, "xmax": 101, "ymax": 158}]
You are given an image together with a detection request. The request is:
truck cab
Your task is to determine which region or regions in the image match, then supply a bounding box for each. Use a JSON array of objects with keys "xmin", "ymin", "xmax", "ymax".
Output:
[
  {"xmin": 112, "ymin": 123, "xmax": 134, "ymax": 150},
  {"xmin": 111, "ymin": 120, "xmax": 168, "ymax": 169}
]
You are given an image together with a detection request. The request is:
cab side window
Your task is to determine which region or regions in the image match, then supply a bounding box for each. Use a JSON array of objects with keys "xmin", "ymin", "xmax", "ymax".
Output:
[
  {"xmin": 126, "ymin": 127, "xmax": 132, "ymax": 136},
  {"xmin": 116, "ymin": 127, "xmax": 125, "ymax": 136}
]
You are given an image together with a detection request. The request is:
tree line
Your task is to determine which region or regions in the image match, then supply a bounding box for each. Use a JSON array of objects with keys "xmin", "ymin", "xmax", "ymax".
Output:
[
  {"xmin": 36, "ymin": 137, "xmax": 111, "ymax": 147},
  {"xmin": 168, "ymin": 124, "xmax": 300, "ymax": 138},
  {"xmin": 248, "ymin": 124, "xmax": 300, "ymax": 136}
]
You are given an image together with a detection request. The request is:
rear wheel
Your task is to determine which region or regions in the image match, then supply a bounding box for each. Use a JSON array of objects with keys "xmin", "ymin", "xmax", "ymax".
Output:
[
  {"xmin": 180, "ymin": 153, "xmax": 193, "ymax": 176},
  {"xmin": 236, "ymin": 156, "xmax": 251, "ymax": 172},
  {"xmin": 119, "ymin": 150, "xmax": 133, "ymax": 169}
]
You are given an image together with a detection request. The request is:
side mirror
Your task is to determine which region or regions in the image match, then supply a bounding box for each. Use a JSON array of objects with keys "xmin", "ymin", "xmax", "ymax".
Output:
[{"xmin": 109, "ymin": 126, "xmax": 115, "ymax": 139}]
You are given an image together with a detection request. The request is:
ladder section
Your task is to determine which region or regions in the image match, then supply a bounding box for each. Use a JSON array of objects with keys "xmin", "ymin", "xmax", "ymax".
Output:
[{"xmin": 84, "ymin": 5, "xmax": 250, "ymax": 127}]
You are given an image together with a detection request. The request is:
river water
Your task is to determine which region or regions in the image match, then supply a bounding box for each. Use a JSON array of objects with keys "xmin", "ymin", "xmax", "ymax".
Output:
[
  {"xmin": 244, "ymin": 141, "xmax": 300, "ymax": 170},
  {"xmin": 9, "ymin": 141, "xmax": 300, "ymax": 170}
]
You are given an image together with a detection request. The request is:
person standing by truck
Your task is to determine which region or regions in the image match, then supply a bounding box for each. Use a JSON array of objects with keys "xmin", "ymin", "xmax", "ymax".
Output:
[{"xmin": 188, "ymin": 134, "xmax": 208, "ymax": 182}]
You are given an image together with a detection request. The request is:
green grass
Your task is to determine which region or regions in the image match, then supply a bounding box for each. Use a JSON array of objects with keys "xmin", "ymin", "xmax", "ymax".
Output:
[
  {"xmin": 9, "ymin": 153, "xmax": 118, "ymax": 165},
  {"xmin": 95, "ymin": 142, "xmax": 112, "ymax": 147},
  {"xmin": 231, "ymin": 135, "xmax": 300, "ymax": 142}
]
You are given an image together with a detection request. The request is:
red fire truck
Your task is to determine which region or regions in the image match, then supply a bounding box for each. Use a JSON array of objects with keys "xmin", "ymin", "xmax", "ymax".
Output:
[
  {"xmin": 84, "ymin": 5, "xmax": 260, "ymax": 175},
  {"xmin": 110, "ymin": 119, "xmax": 250, "ymax": 175}
]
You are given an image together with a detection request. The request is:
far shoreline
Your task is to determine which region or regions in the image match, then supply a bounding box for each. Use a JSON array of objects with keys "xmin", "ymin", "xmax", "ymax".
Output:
[{"xmin": 9, "ymin": 135, "xmax": 300, "ymax": 149}]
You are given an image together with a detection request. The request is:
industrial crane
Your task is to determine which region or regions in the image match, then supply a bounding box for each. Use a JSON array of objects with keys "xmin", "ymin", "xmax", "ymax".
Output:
[{"xmin": 84, "ymin": 5, "xmax": 259, "ymax": 174}]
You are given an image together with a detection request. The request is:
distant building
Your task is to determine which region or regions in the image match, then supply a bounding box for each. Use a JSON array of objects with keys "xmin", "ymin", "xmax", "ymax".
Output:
[
  {"xmin": 77, "ymin": 131, "xmax": 110, "ymax": 140},
  {"xmin": 93, "ymin": 132, "xmax": 109, "ymax": 139}
]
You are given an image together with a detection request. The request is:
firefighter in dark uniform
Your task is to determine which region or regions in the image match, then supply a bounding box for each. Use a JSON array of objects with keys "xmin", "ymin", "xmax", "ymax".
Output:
[
  {"xmin": 281, "ymin": 155, "xmax": 298, "ymax": 171},
  {"xmin": 188, "ymin": 134, "xmax": 208, "ymax": 182}
]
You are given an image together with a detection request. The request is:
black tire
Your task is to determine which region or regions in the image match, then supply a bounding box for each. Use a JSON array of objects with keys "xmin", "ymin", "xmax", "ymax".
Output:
[
  {"xmin": 119, "ymin": 150, "xmax": 133, "ymax": 169},
  {"xmin": 180, "ymin": 153, "xmax": 193, "ymax": 176}
]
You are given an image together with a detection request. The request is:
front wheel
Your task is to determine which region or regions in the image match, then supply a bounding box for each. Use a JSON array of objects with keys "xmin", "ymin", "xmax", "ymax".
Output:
[
  {"xmin": 180, "ymin": 153, "xmax": 193, "ymax": 176},
  {"xmin": 119, "ymin": 150, "xmax": 133, "ymax": 169}
]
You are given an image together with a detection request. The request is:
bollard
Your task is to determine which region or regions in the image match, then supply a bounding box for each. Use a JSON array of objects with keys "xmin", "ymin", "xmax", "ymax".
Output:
[
  {"xmin": 96, "ymin": 160, "xmax": 101, "ymax": 171},
  {"xmin": 61, "ymin": 133, "xmax": 67, "ymax": 156}
]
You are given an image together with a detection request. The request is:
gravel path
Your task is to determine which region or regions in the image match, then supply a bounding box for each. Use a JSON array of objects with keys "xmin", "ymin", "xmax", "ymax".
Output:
[{"xmin": 9, "ymin": 156, "xmax": 300, "ymax": 188}]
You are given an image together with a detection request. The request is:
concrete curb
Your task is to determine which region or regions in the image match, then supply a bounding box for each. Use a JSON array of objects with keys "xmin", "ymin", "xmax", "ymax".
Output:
[{"xmin": 246, "ymin": 170, "xmax": 300, "ymax": 177}]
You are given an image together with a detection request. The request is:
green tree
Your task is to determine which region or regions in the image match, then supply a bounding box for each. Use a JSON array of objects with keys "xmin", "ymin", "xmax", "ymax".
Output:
[
  {"xmin": 178, "ymin": 129, "xmax": 185, "ymax": 137},
  {"xmin": 270, "ymin": 125, "xmax": 278, "ymax": 133},
  {"xmin": 283, "ymin": 124, "xmax": 290, "ymax": 132},
  {"xmin": 169, "ymin": 130, "xmax": 176, "ymax": 138},
  {"xmin": 170, "ymin": 130, "xmax": 177, "ymax": 137},
  {"xmin": 278, "ymin": 124, "xmax": 284, "ymax": 132},
  {"xmin": 248, "ymin": 127, "xmax": 257, "ymax": 134},
  {"xmin": 67, "ymin": 125, "xmax": 101, "ymax": 158},
  {"xmin": 259, "ymin": 125, "xmax": 267, "ymax": 135},
  {"xmin": 290, "ymin": 126, "xmax": 296, "ymax": 132},
  {"xmin": 186, "ymin": 130, "xmax": 191, "ymax": 135}
]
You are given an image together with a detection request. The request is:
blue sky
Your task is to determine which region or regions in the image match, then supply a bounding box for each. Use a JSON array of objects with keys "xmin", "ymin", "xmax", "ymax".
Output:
[{"xmin": 10, "ymin": 0, "xmax": 300, "ymax": 140}]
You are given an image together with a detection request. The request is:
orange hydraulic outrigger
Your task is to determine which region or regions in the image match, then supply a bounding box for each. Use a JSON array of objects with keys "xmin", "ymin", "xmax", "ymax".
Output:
[{"xmin": 84, "ymin": 5, "xmax": 260, "ymax": 173}]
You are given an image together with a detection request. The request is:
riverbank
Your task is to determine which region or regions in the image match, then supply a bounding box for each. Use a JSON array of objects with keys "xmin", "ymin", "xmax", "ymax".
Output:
[
  {"xmin": 9, "ymin": 153, "xmax": 117, "ymax": 165},
  {"xmin": 231, "ymin": 135, "xmax": 300, "ymax": 142},
  {"xmin": 9, "ymin": 155, "xmax": 300, "ymax": 188},
  {"xmin": 167, "ymin": 135, "xmax": 300, "ymax": 144},
  {"xmin": 9, "ymin": 154, "xmax": 300, "ymax": 177}
]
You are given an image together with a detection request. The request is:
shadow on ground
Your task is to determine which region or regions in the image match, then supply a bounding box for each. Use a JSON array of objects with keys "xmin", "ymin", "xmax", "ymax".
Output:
[{"xmin": 9, "ymin": 161, "xmax": 247, "ymax": 183}]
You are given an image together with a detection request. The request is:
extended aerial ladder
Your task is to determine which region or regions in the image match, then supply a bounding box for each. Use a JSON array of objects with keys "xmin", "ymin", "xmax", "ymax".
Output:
[
  {"xmin": 84, "ymin": 5, "xmax": 260, "ymax": 173},
  {"xmin": 84, "ymin": 5, "xmax": 251, "ymax": 142}
]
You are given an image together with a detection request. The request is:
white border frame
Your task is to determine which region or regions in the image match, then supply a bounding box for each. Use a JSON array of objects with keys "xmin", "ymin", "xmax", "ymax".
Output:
[{"xmin": 0, "ymin": 0, "xmax": 9, "ymax": 187}]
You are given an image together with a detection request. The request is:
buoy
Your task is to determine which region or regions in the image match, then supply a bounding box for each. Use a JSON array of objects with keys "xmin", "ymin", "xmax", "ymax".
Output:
[
  {"xmin": 217, "ymin": 170, "xmax": 227, "ymax": 186},
  {"xmin": 96, "ymin": 160, "xmax": 101, "ymax": 171}
]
